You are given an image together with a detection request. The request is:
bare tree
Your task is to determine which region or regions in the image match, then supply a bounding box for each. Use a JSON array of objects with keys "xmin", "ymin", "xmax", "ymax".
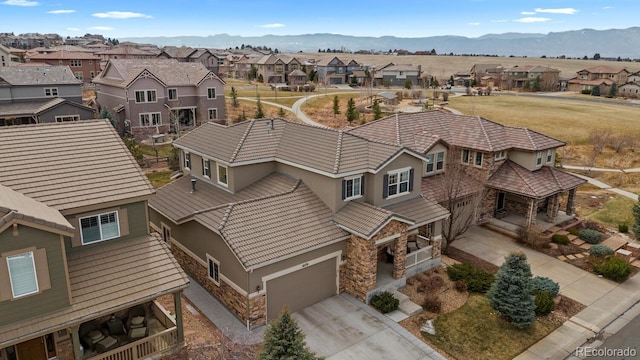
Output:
[{"xmin": 589, "ymin": 128, "xmax": 611, "ymax": 155}]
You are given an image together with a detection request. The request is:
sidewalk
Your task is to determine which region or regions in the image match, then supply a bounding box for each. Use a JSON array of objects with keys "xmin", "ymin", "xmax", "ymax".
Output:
[{"xmin": 452, "ymin": 226, "xmax": 640, "ymax": 360}]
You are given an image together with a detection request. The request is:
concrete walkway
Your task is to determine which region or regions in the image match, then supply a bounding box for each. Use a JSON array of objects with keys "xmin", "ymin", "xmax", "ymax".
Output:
[{"xmin": 452, "ymin": 226, "xmax": 640, "ymax": 360}]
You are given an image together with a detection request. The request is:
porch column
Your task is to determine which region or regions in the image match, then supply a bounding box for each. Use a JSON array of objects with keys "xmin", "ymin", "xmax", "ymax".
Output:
[
  {"xmin": 174, "ymin": 291, "xmax": 184, "ymax": 343},
  {"xmin": 525, "ymin": 199, "xmax": 537, "ymax": 228},
  {"xmin": 546, "ymin": 194, "xmax": 560, "ymax": 223},
  {"xmin": 71, "ymin": 325, "xmax": 81, "ymax": 360},
  {"xmin": 344, "ymin": 235, "xmax": 377, "ymax": 301},
  {"xmin": 392, "ymin": 231, "xmax": 408, "ymax": 280},
  {"xmin": 566, "ymin": 189, "xmax": 576, "ymax": 216}
]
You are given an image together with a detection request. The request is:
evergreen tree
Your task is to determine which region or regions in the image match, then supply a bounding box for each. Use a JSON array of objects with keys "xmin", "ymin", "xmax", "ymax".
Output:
[
  {"xmin": 591, "ymin": 86, "xmax": 601, "ymax": 96},
  {"xmin": 448, "ymin": 75, "xmax": 454, "ymax": 86},
  {"xmin": 255, "ymin": 97, "xmax": 265, "ymax": 119},
  {"xmin": 487, "ymin": 251, "xmax": 536, "ymax": 329},
  {"xmin": 532, "ymin": 75, "xmax": 542, "ymax": 92},
  {"xmin": 231, "ymin": 86, "xmax": 239, "ymax": 108},
  {"xmin": 99, "ymin": 108, "xmax": 115, "ymax": 129},
  {"xmin": 332, "ymin": 95, "xmax": 341, "ymax": 117},
  {"xmin": 633, "ymin": 195, "xmax": 640, "ymax": 239},
  {"xmin": 346, "ymin": 98, "xmax": 358, "ymax": 124},
  {"xmin": 608, "ymin": 82, "xmax": 618, "ymax": 98},
  {"xmin": 404, "ymin": 79, "xmax": 412, "ymax": 89},
  {"xmin": 372, "ymin": 100, "xmax": 382, "ymax": 120},
  {"xmin": 278, "ymin": 106, "xmax": 286, "ymax": 117},
  {"xmin": 259, "ymin": 307, "xmax": 321, "ymax": 360}
]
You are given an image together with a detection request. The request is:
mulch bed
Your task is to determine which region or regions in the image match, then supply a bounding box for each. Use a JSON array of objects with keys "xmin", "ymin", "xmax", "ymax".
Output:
[{"xmin": 444, "ymin": 247, "xmax": 499, "ymax": 274}]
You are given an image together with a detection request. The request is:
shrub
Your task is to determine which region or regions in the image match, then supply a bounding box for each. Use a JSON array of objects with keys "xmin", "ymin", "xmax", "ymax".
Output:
[
  {"xmin": 619, "ymin": 223, "xmax": 629, "ymax": 233},
  {"xmin": 370, "ymin": 291, "xmax": 399, "ymax": 313},
  {"xmin": 406, "ymin": 277, "xmax": 418, "ymax": 286},
  {"xmin": 447, "ymin": 263, "xmax": 495, "ymax": 293},
  {"xmin": 581, "ymin": 89, "xmax": 592, "ymax": 95},
  {"xmin": 454, "ymin": 280, "xmax": 468, "ymax": 292},
  {"xmin": 530, "ymin": 276, "xmax": 560, "ymax": 298},
  {"xmin": 517, "ymin": 225, "xmax": 547, "ymax": 249},
  {"xmin": 551, "ymin": 234, "xmax": 570, "ymax": 245},
  {"xmin": 579, "ymin": 229, "xmax": 603, "ymax": 244},
  {"xmin": 593, "ymin": 257, "xmax": 633, "ymax": 282},
  {"xmin": 417, "ymin": 275, "xmax": 445, "ymax": 293},
  {"xmin": 568, "ymin": 228, "xmax": 579, "ymax": 236},
  {"xmin": 422, "ymin": 295, "xmax": 442, "ymax": 313},
  {"xmin": 589, "ymin": 244, "xmax": 614, "ymax": 257},
  {"xmin": 533, "ymin": 290, "xmax": 555, "ymax": 316}
]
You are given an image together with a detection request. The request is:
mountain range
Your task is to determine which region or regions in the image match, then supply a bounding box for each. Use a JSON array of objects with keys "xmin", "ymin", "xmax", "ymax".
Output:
[{"xmin": 122, "ymin": 27, "xmax": 640, "ymax": 58}]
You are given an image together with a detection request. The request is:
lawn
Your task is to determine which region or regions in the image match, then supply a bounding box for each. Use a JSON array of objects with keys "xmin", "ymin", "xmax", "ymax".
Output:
[
  {"xmin": 146, "ymin": 170, "xmax": 174, "ymax": 188},
  {"xmin": 138, "ymin": 143, "xmax": 174, "ymax": 158},
  {"xmin": 580, "ymin": 193, "xmax": 636, "ymax": 229},
  {"xmin": 424, "ymin": 294, "xmax": 564, "ymax": 360}
]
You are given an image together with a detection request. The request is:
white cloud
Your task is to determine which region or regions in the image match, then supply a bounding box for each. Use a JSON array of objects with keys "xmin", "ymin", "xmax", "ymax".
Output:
[
  {"xmin": 2, "ymin": 0, "xmax": 38, "ymax": 6},
  {"xmin": 535, "ymin": 8, "xmax": 578, "ymax": 14},
  {"xmin": 89, "ymin": 26, "xmax": 114, "ymax": 31},
  {"xmin": 92, "ymin": 11, "xmax": 152, "ymax": 19},
  {"xmin": 468, "ymin": 22, "xmax": 481, "ymax": 26},
  {"xmin": 521, "ymin": 11, "xmax": 536, "ymax": 15},
  {"xmin": 491, "ymin": 19, "xmax": 508, "ymax": 23},
  {"xmin": 514, "ymin": 17, "xmax": 551, "ymax": 23},
  {"xmin": 259, "ymin": 23, "xmax": 285, "ymax": 29},
  {"xmin": 48, "ymin": 9, "xmax": 75, "ymax": 14},
  {"xmin": 602, "ymin": 6, "xmax": 613, "ymax": 10}
]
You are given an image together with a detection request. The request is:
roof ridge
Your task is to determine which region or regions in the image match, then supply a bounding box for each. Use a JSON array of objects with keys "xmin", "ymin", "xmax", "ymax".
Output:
[
  {"xmin": 229, "ymin": 119, "xmax": 256, "ymax": 162},
  {"xmin": 522, "ymin": 128, "xmax": 537, "ymax": 150},
  {"xmin": 476, "ymin": 116, "xmax": 494, "ymax": 152},
  {"xmin": 334, "ymin": 131, "xmax": 343, "ymax": 174},
  {"xmin": 395, "ymin": 113, "xmax": 401, "ymax": 145},
  {"xmin": 510, "ymin": 161, "xmax": 536, "ymax": 194}
]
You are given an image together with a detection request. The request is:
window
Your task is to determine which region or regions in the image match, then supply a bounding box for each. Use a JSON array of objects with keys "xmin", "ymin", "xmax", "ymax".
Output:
[
  {"xmin": 161, "ymin": 224, "xmax": 171, "ymax": 243},
  {"xmin": 275, "ymin": 65, "xmax": 284, "ymax": 72},
  {"xmin": 546, "ymin": 150, "xmax": 553, "ymax": 164},
  {"xmin": 168, "ymin": 88, "xmax": 177, "ymax": 100},
  {"xmin": 208, "ymin": 108, "xmax": 218, "ymax": 120},
  {"xmin": 207, "ymin": 87, "xmax": 216, "ymax": 99},
  {"xmin": 202, "ymin": 158, "xmax": 211, "ymax": 178},
  {"xmin": 7, "ymin": 252, "xmax": 38, "ymax": 298},
  {"xmin": 217, "ymin": 164, "xmax": 228, "ymax": 186},
  {"xmin": 80, "ymin": 212, "xmax": 119, "ymax": 244},
  {"xmin": 207, "ymin": 255, "xmax": 220, "ymax": 285},
  {"xmin": 384, "ymin": 168, "xmax": 413, "ymax": 198},
  {"xmin": 140, "ymin": 112, "xmax": 161, "ymax": 126},
  {"xmin": 55, "ymin": 115, "xmax": 80, "ymax": 122},
  {"xmin": 183, "ymin": 152, "xmax": 191, "ymax": 169},
  {"xmin": 44, "ymin": 88, "xmax": 58, "ymax": 97},
  {"xmin": 90, "ymin": 71, "xmax": 95, "ymax": 79},
  {"xmin": 536, "ymin": 151, "xmax": 543, "ymax": 166},
  {"xmin": 461, "ymin": 149, "xmax": 470, "ymax": 164},
  {"xmin": 474, "ymin": 152, "xmax": 483, "ymax": 167},
  {"xmin": 134, "ymin": 90, "xmax": 157, "ymax": 103},
  {"xmin": 436, "ymin": 152, "xmax": 444, "ymax": 171},
  {"xmin": 426, "ymin": 151, "xmax": 445, "ymax": 174},
  {"xmin": 494, "ymin": 151, "xmax": 506, "ymax": 160},
  {"xmin": 89, "ymin": 60, "xmax": 93, "ymax": 64},
  {"xmin": 342, "ymin": 175, "xmax": 364, "ymax": 200},
  {"xmin": 74, "ymin": 72, "xmax": 83, "ymax": 80},
  {"xmin": 70, "ymin": 59, "xmax": 81, "ymax": 67}
]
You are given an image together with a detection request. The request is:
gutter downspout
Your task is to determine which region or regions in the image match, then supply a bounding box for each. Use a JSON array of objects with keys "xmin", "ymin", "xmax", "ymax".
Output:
[{"xmin": 246, "ymin": 269, "xmax": 251, "ymax": 331}]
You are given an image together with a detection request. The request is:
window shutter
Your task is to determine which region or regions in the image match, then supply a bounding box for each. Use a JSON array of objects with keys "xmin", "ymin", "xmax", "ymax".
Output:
[
  {"xmin": 383, "ymin": 174, "xmax": 389, "ymax": 199},
  {"xmin": 118, "ymin": 207, "xmax": 129, "ymax": 237},
  {"xmin": 71, "ymin": 216, "xmax": 82, "ymax": 247},
  {"xmin": 34, "ymin": 248, "xmax": 51, "ymax": 292},
  {"xmin": 360, "ymin": 175, "xmax": 365, "ymax": 196},
  {"xmin": 409, "ymin": 168, "xmax": 415, "ymax": 192},
  {"xmin": 341, "ymin": 179, "xmax": 346, "ymax": 200}
]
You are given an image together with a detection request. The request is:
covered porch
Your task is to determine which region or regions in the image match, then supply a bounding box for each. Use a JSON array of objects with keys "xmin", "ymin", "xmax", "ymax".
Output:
[{"xmin": 166, "ymin": 105, "xmax": 198, "ymax": 134}]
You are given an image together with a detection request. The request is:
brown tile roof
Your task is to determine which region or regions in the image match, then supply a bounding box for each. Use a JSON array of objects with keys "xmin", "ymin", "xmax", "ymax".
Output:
[
  {"xmin": 0, "ymin": 120, "xmax": 155, "ymax": 212},
  {"xmin": 93, "ymin": 59, "xmax": 223, "ymax": 88},
  {"xmin": 347, "ymin": 111, "xmax": 565, "ymax": 153},
  {"xmin": 567, "ymin": 78, "xmax": 615, "ymax": 86},
  {"xmin": 578, "ymin": 66, "xmax": 628, "ymax": 74},
  {"xmin": 0, "ymin": 234, "xmax": 189, "ymax": 347},
  {"xmin": 0, "ymin": 183, "xmax": 74, "ymax": 234},
  {"xmin": 0, "ymin": 65, "xmax": 81, "ymax": 85},
  {"xmin": 28, "ymin": 51, "xmax": 100, "ymax": 60},
  {"xmin": 0, "ymin": 98, "xmax": 94, "ymax": 118},
  {"xmin": 420, "ymin": 172, "xmax": 484, "ymax": 203},
  {"xmin": 384, "ymin": 196, "xmax": 449, "ymax": 227},
  {"xmin": 174, "ymin": 119, "xmax": 409, "ymax": 176},
  {"xmin": 333, "ymin": 202, "xmax": 411, "ymax": 239},
  {"xmin": 94, "ymin": 47, "xmax": 156, "ymax": 56},
  {"xmin": 160, "ymin": 46, "xmax": 197, "ymax": 59},
  {"xmin": 196, "ymin": 182, "xmax": 348, "ymax": 269},
  {"xmin": 486, "ymin": 161, "xmax": 586, "ymax": 198}
]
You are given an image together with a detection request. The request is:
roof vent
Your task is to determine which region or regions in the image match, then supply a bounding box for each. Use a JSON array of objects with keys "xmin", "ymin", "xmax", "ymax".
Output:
[{"xmin": 191, "ymin": 178, "xmax": 197, "ymax": 193}]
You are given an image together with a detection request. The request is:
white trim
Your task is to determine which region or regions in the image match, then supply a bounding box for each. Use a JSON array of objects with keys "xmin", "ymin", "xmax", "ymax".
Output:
[
  {"xmin": 79, "ymin": 211, "xmax": 120, "ymax": 245},
  {"xmin": 167, "ymin": 88, "xmax": 178, "ymax": 101},
  {"xmin": 133, "ymin": 89, "xmax": 157, "ymax": 103},
  {"xmin": 206, "ymin": 254, "xmax": 220, "ymax": 286},
  {"xmin": 139, "ymin": 112, "xmax": 161, "ymax": 127},
  {"xmin": 202, "ymin": 158, "xmax": 211, "ymax": 179},
  {"xmin": 536, "ymin": 151, "xmax": 543, "ymax": 167},
  {"xmin": 461, "ymin": 149, "xmax": 471, "ymax": 164},
  {"xmin": 546, "ymin": 149, "xmax": 553, "ymax": 164},
  {"xmin": 425, "ymin": 150, "xmax": 445, "ymax": 175},
  {"xmin": 183, "ymin": 151, "xmax": 191, "ymax": 170},
  {"xmin": 7, "ymin": 251, "xmax": 39, "ymax": 298},
  {"xmin": 207, "ymin": 87, "xmax": 217, "ymax": 99},
  {"xmin": 207, "ymin": 108, "xmax": 218, "ymax": 120},
  {"xmin": 216, "ymin": 163, "xmax": 228, "ymax": 187},
  {"xmin": 386, "ymin": 167, "xmax": 411, "ymax": 199},
  {"xmin": 55, "ymin": 115, "xmax": 80, "ymax": 122},
  {"xmin": 494, "ymin": 150, "xmax": 506, "ymax": 160},
  {"xmin": 160, "ymin": 222, "xmax": 172, "ymax": 244},
  {"xmin": 44, "ymin": 87, "xmax": 58, "ymax": 97},
  {"xmin": 343, "ymin": 174, "xmax": 363, "ymax": 200},
  {"xmin": 474, "ymin": 151, "xmax": 483, "ymax": 168}
]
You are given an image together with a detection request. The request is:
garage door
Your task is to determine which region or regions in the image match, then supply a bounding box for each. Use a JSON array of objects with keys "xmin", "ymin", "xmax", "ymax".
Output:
[{"xmin": 266, "ymin": 257, "xmax": 338, "ymax": 320}]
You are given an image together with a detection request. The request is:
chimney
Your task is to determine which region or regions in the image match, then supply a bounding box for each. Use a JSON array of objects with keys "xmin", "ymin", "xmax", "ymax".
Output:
[
  {"xmin": 191, "ymin": 178, "xmax": 197, "ymax": 193},
  {"xmin": 269, "ymin": 119, "xmax": 274, "ymax": 130}
]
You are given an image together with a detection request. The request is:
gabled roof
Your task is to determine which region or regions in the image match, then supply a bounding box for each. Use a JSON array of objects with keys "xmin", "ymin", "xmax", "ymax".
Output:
[
  {"xmin": 380, "ymin": 64, "xmax": 420, "ymax": 72},
  {"xmin": 94, "ymin": 47, "xmax": 156, "ymax": 56},
  {"xmin": 486, "ymin": 160, "xmax": 586, "ymax": 198},
  {"xmin": 0, "ymin": 98, "xmax": 94, "ymax": 118},
  {"xmin": 568, "ymin": 78, "xmax": 615, "ymax": 86},
  {"xmin": 159, "ymin": 46, "xmax": 198, "ymax": 59},
  {"xmin": 28, "ymin": 51, "xmax": 100, "ymax": 60},
  {"xmin": 93, "ymin": 59, "xmax": 223, "ymax": 88},
  {"xmin": 333, "ymin": 201, "xmax": 413, "ymax": 239},
  {"xmin": 578, "ymin": 66, "xmax": 628, "ymax": 75},
  {"xmin": 174, "ymin": 118, "xmax": 418, "ymax": 176},
  {"xmin": 0, "ymin": 120, "xmax": 155, "ymax": 212},
  {"xmin": 347, "ymin": 111, "xmax": 565, "ymax": 153},
  {"xmin": 0, "ymin": 66, "xmax": 81, "ymax": 86},
  {"xmin": 384, "ymin": 195, "xmax": 450, "ymax": 227},
  {"xmin": 288, "ymin": 69, "xmax": 307, "ymax": 76}
]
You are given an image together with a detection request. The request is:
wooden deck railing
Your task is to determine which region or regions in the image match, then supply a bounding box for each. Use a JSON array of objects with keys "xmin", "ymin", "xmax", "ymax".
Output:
[
  {"xmin": 89, "ymin": 327, "xmax": 178, "ymax": 360},
  {"xmin": 406, "ymin": 235, "xmax": 433, "ymax": 268}
]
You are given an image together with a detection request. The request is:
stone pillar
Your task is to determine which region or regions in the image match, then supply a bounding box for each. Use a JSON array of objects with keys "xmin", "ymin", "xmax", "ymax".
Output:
[
  {"xmin": 55, "ymin": 337, "xmax": 74, "ymax": 360},
  {"xmin": 392, "ymin": 231, "xmax": 408, "ymax": 279},
  {"xmin": 566, "ymin": 189, "xmax": 576, "ymax": 216},
  {"xmin": 546, "ymin": 194, "xmax": 560, "ymax": 223},
  {"xmin": 71, "ymin": 325, "xmax": 81, "ymax": 360},
  {"xmin": 344, "ymin": 234, "xmax": 377, "ymax": 301},
  {"xmin": 526, "ymin": 199, "xmax": 537, "ymax": 228},
  {"xmin": 174, "ymin": 291, "xmax": 184, "ymax": 343}
]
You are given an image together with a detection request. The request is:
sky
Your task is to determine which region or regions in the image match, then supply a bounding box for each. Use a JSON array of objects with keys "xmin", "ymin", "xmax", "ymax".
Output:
[{"xmin": 1, "ymin": 0, "xmax": 638, "ymax": 39}]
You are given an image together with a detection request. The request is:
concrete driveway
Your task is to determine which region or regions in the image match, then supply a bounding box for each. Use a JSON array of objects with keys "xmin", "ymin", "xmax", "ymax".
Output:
[{"xmin": 294, "ymin": 295, "xmax": 445, "ymax": 360}]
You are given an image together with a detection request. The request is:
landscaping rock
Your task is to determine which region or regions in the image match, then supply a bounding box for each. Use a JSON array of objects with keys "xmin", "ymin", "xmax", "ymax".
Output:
[
  {"xmin": 549, "ymin": 243, "xmax": 558, "ymax": 250},
  {"xmin": 420, "ymin": 319, "xmax": 436, "ymax": 335}
]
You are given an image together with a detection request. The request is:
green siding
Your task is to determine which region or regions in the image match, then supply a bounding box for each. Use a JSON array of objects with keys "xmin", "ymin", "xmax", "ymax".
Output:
[{"xmin": 0, "ymin": 226, "xmax": 70, "ymax": 325}]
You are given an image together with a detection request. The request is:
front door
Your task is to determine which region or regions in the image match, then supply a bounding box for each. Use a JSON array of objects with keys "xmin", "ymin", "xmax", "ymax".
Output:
[
  {"xmin": 496, "ymin": 192, "xmax": 505, "ymax": 211},
  {"xmin": 16, "ymin": 337, "xmax": 47, "ymax": 360}
]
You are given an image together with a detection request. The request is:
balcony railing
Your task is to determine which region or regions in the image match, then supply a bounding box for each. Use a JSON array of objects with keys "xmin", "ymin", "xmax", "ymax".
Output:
[{"xmin": 406, "ymin": 235, "xmax": 433, "ymax": 268}]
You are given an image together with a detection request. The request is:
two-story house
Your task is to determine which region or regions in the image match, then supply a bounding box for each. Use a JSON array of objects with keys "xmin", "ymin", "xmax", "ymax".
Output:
[
  {"xmin": 315, "ymin": 57, "xmax": 362, "ymax": 85},
  {"xmin": 503, "ymin": 65, "xmax": 560, "ymax": 91},
  {"xmin": 568, "ymin": 66, "xmax": 629, "ymax": 93},
  {"xmin": 0, "ymin": 44, "xmax": 17, "ymax": 67},
  {"xmin": 93, "ymin": 59, "xmax": 226, "ymax": 140},
  {"xmin": 0, "ymin": 66, "xmax": 95, "ymax": 126},
  {"xmin": 0, "ymin": 120, "xmax": 189, "ymax": 360},
  {"xmin": 148, "ymin": 118, "xmax": 450, "ymax": 328},
  {"xmin": 27, "ymin": 51, "xmax": 101, "ymax": 83},
  {"xmin": 470, "ymin": 63, "xmax": 503, "ymax": 87},
  {"xmin": 377, "ymin": 64, "xmax": 422, "ymax": 87},
  {"xmin": 157, "ymin": 46, "xmax": 220, "ymax": 73}
]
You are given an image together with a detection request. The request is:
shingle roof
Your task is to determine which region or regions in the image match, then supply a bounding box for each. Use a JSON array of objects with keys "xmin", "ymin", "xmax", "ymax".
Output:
[
  {"xmin": 0, "ymin": 183, "xmax": 74, "ymax": 234},
  {"xmin": 93, "ymin": 59, "xmax": 222, "ymax": 88},
  {"xmin": 174, "ymin": 118, "xmax": 409, "ymax": 176},
  {"xmin": 0, "ymin": 234, "xmax": 189, "ymax": 347},
  {"xmin": 196, "ymin": 183, "xmax": 348, "ymax": 269},
  {"xmin": 0, "ymin": 66, "xmax": 81, "ymax": 86},
  {"xmin": 0, "ymin": 120, "xmax": 155, "ymax": 212},
  {"xmin": 333, "ymin": 201, "xmax": 413, "ymax": 239},
  {"xmin": 486, "ymin": 160, "xmax": 586, "ymax": 198},
  {"xmin": 348, "ymin": 111, "xmax": 565, "ymax": 153}
]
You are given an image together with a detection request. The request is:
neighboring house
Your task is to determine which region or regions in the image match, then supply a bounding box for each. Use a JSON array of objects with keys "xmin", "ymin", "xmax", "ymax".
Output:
[
  {"xmin": 619, "ymin": 82, "xmax": 640, "ymax": 98},
  {"xmin": 157, "ymin": 47, "xmax": 220, "ymax": 73},
  {"xmin": 470, "ymin": 63, "xmax": 503, "ymax": 87},
  {"xmin": 149, "ymin": 118, "xmax": 450, "ymax": 328},
  {"xmin": 251, "ymin": 54, "xmax": 303, "ymax": 84},
  {"xmin": 288, "ymin": 69, "xmax": 308, "ymax": 86},
  {"xmin": 378, "ymin": 64, "xmax": 422, "ymax": 87},
  {"xmin": 568, "ymin": 66, "xmax": 630, "ymax": 92},
  {"xmin": 567, "ymin": 78, "xmax": 614, "ymax": 93},
  {"xmin": 0, "ymin": 120, "xmax": 189, "ymax": 360},
  {"xmin": 27, "ymin": 51, "xmax": 101, "ymax": 83},
  {"xmin": 503, "ymin": 65, "xmax": 560, "ymax": 91},
  {"xmin": 315, "ymin": 57, "xmax": 362, "ymax": 85},
  {"xmin": 94, "ymin": 46, "xmax": 157, "ymax": 63},
  {"xmin": 0, "ymin": 66, "xmax": 94, "ymax": 126},
  {"xmin": 628, "ymin": 71, "xmax": 640, "ymax": 83},
  {"xmin": 453, "ymin": 71, "xmax": 471, "ymax": 86},
  {"xmin": 93, "ymin": 59, "xmax": 226, "ymax": 140},
  {"xmin": 0, "ymin": 44, "xmax": 15, "ymax": 67}
]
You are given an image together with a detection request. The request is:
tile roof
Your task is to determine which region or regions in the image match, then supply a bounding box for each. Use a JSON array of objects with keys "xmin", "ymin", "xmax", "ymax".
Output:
[
  {"xmin": 0, "ymin": 98, "xmax": 93, "ymax": 117},
  {"xmin": 0, "ymin": 234, "xmax": 189, "ymax": 347},
  {"xmin": 160, "ymin": 46, "xmax": 197, "ymax": 59},
  {"xmin": 420, "ymin": 172, "xmax": 484, "ymax": 204},
  {"xmin": 0, "ymin": 183, "xmax": 74, "ymax": 234},
  {"xmin": 486, "ymin": 161, "xmax": 586, "ymax": 198},
  {"xmin": 384, "ymin": 196, "xmax": 450, "ymax": 227},
  {"xmin": 333, "ymin": 201, "xmax": 413, "ymax": 239},
  {"xmin": 0, "ymin": 65, "xmax": 81, "ymax": 86},
  {"xmin": 347, "ymin": 111, "xmax": 565, "ymax": 153},
  {"xmin": 195, "ymin": 182, "xmax": 348, "ymax": 269},
  {"xmin": 568, "ymin": 78, "xmax": 615, "ymax": 86},
  {"xmin": 579, "ymin": 66, "xmax": 627, "ymax": 74},
  {"xmin": 174, "ymin": 119, "xmax": 408, "ymax": 176},
  {"xmin": 28, "ymin": 51, "xmax": 100, "ymax": 60},
  {"xmin": 93, "ymin": 59, "xmax": 222, "ymax": 88},
  {"xmin": 0, "ymin": 120, "xmax": 155, "ymax": 212},
  {"xmin": 94, "ymin": 47, "xmax": 156, "ymax": 56}
]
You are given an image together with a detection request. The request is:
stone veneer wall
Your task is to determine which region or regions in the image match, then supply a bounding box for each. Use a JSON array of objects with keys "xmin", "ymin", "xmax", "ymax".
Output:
[
  {"xmin": 55, "ymin": 338, "xmax": 73, "ymax": 360},
  {"xmin": 171, "ymin": 245, "xmax": 266, "ymax": 328}
]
